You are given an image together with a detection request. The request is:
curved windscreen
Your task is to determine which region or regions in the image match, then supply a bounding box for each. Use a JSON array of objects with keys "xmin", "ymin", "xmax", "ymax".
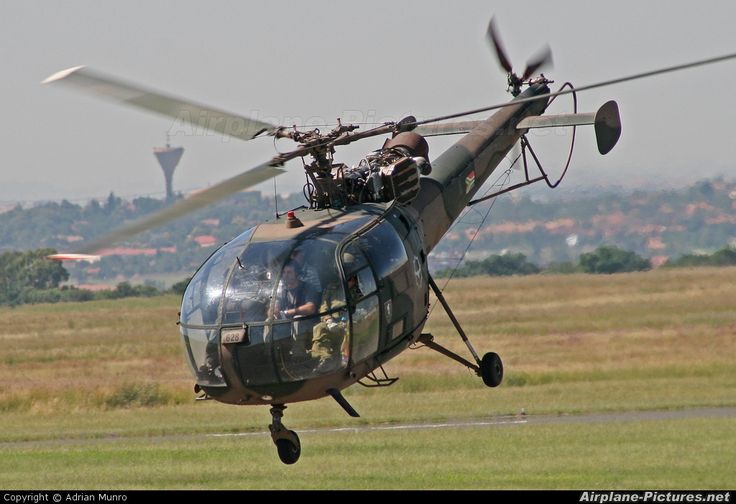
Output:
[
  {"xmin": 179, "ymin": 227, "xmax": 255, "ymax": 386},
  {"xmin": 222, "ymin": 240, "xmax": 294, "ymax": 324},
  {"xmin": 180, "ymin": 228, "xmax": 253, "ymax": 327},
  {"xmin": 179, "ymin": 215, "xmax": 374, "ymax": 388},
  {"xmin": 234, "ymin": 233, "xmax": 348, "ymax": 385}
]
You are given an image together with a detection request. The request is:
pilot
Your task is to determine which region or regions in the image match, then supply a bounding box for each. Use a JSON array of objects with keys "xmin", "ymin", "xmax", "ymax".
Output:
[
  {"xmin": 273, "ymin": 261, "xmax": 318, "ymax": 320},
  {"xmin": 310, "ymin": 256, "xmax": 363, "ymax": 372},
  {"xmin": 290, "ymin": 248, "xmax": 321, "ymax": 292}
]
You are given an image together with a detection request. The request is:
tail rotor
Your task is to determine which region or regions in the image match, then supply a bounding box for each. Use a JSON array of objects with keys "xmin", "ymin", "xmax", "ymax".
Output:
[{"xmin": 486, "ymin": 17, "xmax": 554, "ymax": 96}]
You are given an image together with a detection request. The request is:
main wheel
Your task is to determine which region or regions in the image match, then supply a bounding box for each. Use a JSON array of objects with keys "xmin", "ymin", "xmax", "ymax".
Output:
[
  {"xmin": 480, "ymin": 352, "xmax": 503, "ymax": 387},
  {"xmin": 275, "ymin": 430, "xmax": 301, "ymax": 464}
]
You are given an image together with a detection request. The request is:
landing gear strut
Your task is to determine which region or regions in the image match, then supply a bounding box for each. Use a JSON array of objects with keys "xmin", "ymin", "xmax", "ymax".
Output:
[
  {"xmin": 421, "ymin": 275, "xmax": 504, "ymax": 387},
  {"xmin": 269, "ymin": 404, "xmax": 301, "ymax": 465}
]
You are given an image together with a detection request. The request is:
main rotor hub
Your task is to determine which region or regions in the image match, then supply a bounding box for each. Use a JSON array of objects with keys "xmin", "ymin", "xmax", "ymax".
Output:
[
  {"xmin": 276, "ymin": 119, "xmax": 428, "ymax": 210},
  {"xmin": 508, "ymin": 73, "xmax": 554, "ymax": 97}
]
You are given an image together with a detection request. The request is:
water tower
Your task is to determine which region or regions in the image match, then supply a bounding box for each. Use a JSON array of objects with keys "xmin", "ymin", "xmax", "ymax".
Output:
[{"xmin": 153, "ymin": 134, "xmax": 184, "ymax": 202}]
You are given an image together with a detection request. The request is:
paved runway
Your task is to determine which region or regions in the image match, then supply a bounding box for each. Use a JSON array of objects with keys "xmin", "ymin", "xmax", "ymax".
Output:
[
  {"xmin": 210, "ymin": 406, "xmax": 736, "ymax": 438},
  {"xmin": 4, "ymin": 406, "xmax": 734, "ymax": 448}
]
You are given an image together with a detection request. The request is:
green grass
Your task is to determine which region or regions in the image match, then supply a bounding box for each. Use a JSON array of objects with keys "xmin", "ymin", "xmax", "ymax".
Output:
[
  {"xmin": 1, "ymin": 268, "xmax": 736, "ymax": 487},
  {"xmin": 2, "ymin": 418, "xmax": 733, "ymax": 489}
]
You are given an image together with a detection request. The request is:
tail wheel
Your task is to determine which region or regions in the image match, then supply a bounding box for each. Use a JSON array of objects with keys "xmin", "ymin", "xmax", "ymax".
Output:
[{"xmin": 480, "ymin": 352, "xmax": 503, "ymax": 387}]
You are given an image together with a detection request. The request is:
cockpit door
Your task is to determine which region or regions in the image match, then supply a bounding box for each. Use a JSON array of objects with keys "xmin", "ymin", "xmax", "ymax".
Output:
[
  {"xmin": 355, "ymin": 219, "xmax": 418, "ymax": 350},
  {"xmin": 340, "ymin": 243, "xmax": 380, "ymax": 364}
]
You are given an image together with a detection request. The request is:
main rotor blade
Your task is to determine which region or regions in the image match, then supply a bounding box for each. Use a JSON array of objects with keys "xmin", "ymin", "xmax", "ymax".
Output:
[
  {"xmin": 43, "ymin": 66, "xmax": 278, "ymax": 141},
  {"xmin": 486, "ymin": 17, "xmax": 514, "ymax": 73},
  {"xmin": 414, "ymin": 120, "xmax": 484, "ymax": 137},
  {"xmin": 416, "ymin": 51, "xmax": 736, "ymax": 127},
  {"xmin": 522, "ymin": 44, "xmax": 553, "ymax": 81},
  {"xmin": 75, "ymin": 162, "xmax": 285, "ymax": 254}
]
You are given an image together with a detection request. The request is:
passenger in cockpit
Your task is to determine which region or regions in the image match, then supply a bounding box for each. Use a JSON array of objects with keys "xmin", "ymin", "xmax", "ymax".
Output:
[{"xmin": 310, "ymin": 264, "xmax": 362, "ymax": 373}]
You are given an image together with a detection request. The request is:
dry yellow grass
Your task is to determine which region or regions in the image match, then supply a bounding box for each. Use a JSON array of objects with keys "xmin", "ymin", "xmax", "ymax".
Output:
[
  {"xmin": 0, "ymin": 296, "xmax": 187, "ymax": 410},
  {"xmin": 0, "ymin": 267, "xmax": 735, "ymax": 417},
  {"xmin": 418, "ymin": 267, "xmax": 736, "ymax": 376}
]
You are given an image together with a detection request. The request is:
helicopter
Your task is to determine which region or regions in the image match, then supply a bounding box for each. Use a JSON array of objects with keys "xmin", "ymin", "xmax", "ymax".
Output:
[{"xmin": 44, "ymin": 18, "xmax": 736, "ymax": 464}]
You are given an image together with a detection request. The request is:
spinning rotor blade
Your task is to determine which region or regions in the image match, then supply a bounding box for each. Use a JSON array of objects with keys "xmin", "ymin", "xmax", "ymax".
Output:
[
  {"xmin": 522, "ymin": 44, "xmax": 553, "ymax": 81},
  {"xmin": 43, "ymin": 66, "xmax": 278, "ymax": 141},
  {"xmin": 415, "ymin": 51, "xmax": 736, "ymax": 127},
  {"xmin": 75, "ymin": 162, "xmax": 285, "ymax": 254},
  {"xmin": 486, "ymin": 17, "xmax": 513, "ymax": 73},
  {"xmin": 414, "ymin": 120, "xmax": 484, "ymax": 137}
]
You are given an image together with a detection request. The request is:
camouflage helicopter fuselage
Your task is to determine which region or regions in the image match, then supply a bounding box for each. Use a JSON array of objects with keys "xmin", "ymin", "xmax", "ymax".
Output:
[{"xmin": 182, "ymin": 84, "xmax": 550, "ymax": 406}]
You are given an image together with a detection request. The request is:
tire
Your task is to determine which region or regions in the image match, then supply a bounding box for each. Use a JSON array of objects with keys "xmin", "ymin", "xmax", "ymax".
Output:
[
  {"xmin": 480, "ymin": 352, "xmax": 503, "ymax": 387},
  {"xmin": 276, "ymin": 431, "xmax": 301, "ymax": 464}
]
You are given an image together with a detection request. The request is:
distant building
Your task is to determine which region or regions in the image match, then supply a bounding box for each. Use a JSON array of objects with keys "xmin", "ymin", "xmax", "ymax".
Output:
[{"xmin": 193, "ymin": 235, "xmax": 218, "ymax": 247}]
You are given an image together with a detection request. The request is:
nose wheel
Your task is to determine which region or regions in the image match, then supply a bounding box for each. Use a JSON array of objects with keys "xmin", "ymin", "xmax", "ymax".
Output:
[{"xmin": 269, "ymin": 404, "xmax": 301, "ymax": 465}]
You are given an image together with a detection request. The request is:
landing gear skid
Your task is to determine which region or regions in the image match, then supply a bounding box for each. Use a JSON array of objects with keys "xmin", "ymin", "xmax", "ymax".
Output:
[
  {"xmin": 423, "ymin": 275, "xmax": 504, "ymax": 387},
  {"xmin": 269, "ymin": 404, "xmax": 301, "ymax": 465}
]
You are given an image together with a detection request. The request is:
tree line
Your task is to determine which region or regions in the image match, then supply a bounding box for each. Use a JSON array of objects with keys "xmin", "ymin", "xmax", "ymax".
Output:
[
  {"xmin": 0, "ymin": 191, "xmax": 307, "ymax": 282},
  {"xmin": 435, "ymin": 245, "xmax": 736, "ymax": 278},
  {"xmin": 0, "ymin": 249, "xmax": 189, "ymax": 306},
  {"xmin": 3, "ymin": 245, "xmax": 736, "ymax": 306}
]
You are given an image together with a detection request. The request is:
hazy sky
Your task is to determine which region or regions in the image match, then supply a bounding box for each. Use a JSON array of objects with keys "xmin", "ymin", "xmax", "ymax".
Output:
[{"xmin": 3, "ymin": 0, "xmax": 736, "ymax": 204}]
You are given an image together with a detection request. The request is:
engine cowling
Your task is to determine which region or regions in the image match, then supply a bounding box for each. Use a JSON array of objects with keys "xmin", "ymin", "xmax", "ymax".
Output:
[
  {"xmin": 341, "ymin": 132, "xmax": 431, "ymax": 205},
  {"xmin": 379, "ymin": 156, "xmax": 421, "ymax": 205}
]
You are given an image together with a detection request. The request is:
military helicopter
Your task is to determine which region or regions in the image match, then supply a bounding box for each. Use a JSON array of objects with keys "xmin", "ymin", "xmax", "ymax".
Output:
[{"xmin": 45, "ymin": 18, "xmax": 736, "ymax": 464}]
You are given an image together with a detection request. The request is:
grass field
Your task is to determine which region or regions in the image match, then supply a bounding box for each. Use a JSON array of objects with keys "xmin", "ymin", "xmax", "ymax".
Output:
[{"xmin": 1, "ymin": 267, "xmax": 735, "ymax": 488}]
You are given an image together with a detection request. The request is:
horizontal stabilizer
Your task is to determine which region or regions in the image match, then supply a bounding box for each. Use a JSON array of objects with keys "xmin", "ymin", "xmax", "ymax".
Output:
[
  {"xmin": 415, "ymin": 101, "xmax": 621, "ymax": 155},
  {"xmin": 518, "ymin": 100, "xmax": 621, "ymax": 154},
  {"xmin": 517, "ymin": 113, "xmax": 595, "ymax": 129}
]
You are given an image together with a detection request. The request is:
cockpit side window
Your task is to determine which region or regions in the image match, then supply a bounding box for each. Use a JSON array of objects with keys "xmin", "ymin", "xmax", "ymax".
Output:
[
  {"xmin": 342, "ymin": 243, "xmax": 375, "ymax": 299},
  {"xmin": 341, "ymin": 241, "xmax": 380, "ymax": 364},
  {"xmin": 358, "ymin": 221, "xmax": 408, "ymax": 279}
]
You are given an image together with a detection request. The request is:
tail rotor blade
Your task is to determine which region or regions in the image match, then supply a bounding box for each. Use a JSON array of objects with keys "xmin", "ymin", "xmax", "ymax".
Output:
[
  {"xmin": 486, "ymin": 17, "xmax": 514, "ymax": 74},
  {"xmin": 415, "ymin": 51, "xmax": 736, "ymax": 127},
  {"xmin": 522, "ymin": 44, "xmax": 553, "ymax": 81}
]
